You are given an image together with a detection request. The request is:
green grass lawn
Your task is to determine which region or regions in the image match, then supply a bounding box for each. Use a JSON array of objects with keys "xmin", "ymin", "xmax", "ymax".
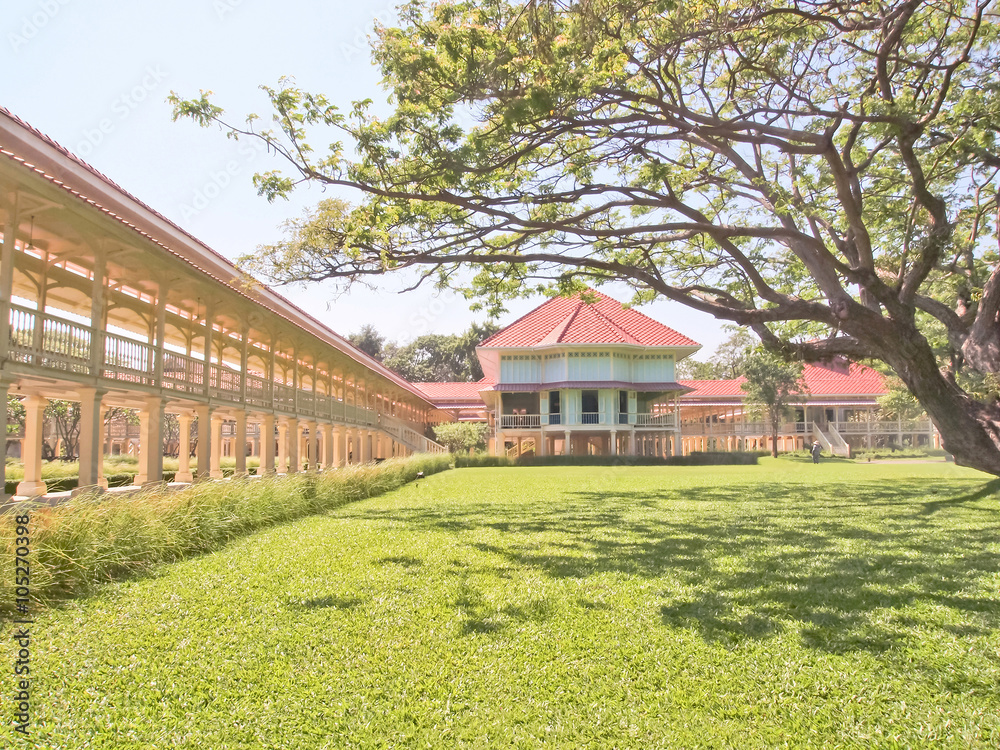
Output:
[{"xmin": 10, "ymin": 459, "xmax": 1000, "ymax": 748}]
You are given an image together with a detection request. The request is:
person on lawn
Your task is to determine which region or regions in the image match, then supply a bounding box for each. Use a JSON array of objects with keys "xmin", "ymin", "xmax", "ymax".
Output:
[{"xmin": 810, "ymin": 441, "xmax": 822, "ymax": 464}]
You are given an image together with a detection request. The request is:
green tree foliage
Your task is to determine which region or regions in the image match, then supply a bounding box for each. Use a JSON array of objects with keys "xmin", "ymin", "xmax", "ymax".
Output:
[
  {"xmin": 433, "ymin": 421, "xmax": 489, "ymax": 453},
  {"xmin": 348, "ymin": 323, "xmax": 386, "ymax": 361},
  {"xmin": 43, "ymin": 400, "xmax": 81, "ymax": 460},
  {"xmin": 677, "ymin": 326, "xmax": 757, "ymax": 380},
  {"xmin": 348, "ymin": 321, "xmax": 499, "ymax": 381},
  {"xmin": 171, "ymin": 0, "xmax": 1000, "ymax": 474},
  {"xmin": 6, "ymin": 395, "xmax": 25, "ymax": 436},
  {"xmin": 741, "ymin": 350, "xmax": 807, "ymax": 458},
  {"xmin": 877, "ymin": 377, "xmax": 926, "ymax": 421}
]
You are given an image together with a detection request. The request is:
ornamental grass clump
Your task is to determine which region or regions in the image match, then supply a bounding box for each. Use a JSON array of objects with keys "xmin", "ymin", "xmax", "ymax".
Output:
[{"xmin": 0, "ymin": 453, "xmax": 451, "ymax": 609}]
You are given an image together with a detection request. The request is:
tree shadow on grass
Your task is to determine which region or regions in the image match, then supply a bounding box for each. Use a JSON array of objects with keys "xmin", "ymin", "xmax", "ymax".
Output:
[
  {"xmin": 289, "ymin": 595, "xmax": 365, "ymax": 611},
  {"xmin": 337, "ymin": 476, "xmax": 1000, "ymax": 654}
]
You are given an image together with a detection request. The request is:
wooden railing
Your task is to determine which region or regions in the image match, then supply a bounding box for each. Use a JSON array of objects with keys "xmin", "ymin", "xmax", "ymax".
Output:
[
  {"xmin": 631, "ymin": 413, "xmax": 677, "ymax": 428},
  {"xmin": 500, "ymin": 414, "xmax": 542, "ymax": 428},
  {"xmin": 5, "ymin": 306, "xmax": 424, "ymax": 434},
  {"xmin": 380, "ymin": 414, "xmax": 446, "ymax": 453},
  {"xmin": 833, "ymin": 418, "xmax": 934, "ymax": 434},
  {"xmin": 499, "ymin": 412, "xmax": 677, "ymax": 429},
  {"xmin": 682, "ymin": 421, "xmax": 807, "ymax": 437}
]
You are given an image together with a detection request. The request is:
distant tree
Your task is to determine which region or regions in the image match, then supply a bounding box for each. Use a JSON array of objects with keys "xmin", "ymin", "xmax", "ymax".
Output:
[
  {"xmin": 348, "ymin": 324, "xmax": 386, "ymax": 361},
  {"xmin": 44, "ymin": 400, "xmax": 81, "ymax": 460},
  {"xmin": 457, "ymin": 321, "xmax": 501, "ymax": 381},
  {"xmin": 385, "ymin": 320, "xmax": 500, "ymax": 382},
  {"xmin": 674, "ymin": 359, "xmax": 719, "ymax": 380},
  {"xmin": 741, "ymin": 350, "xmax": 806, "ymax": 458},
  {"xmin": 877, "ymin": 378, "xmax": 926, "ymax": 422},
  {"xmin": 433, "ymin": 421, "xmax": 489, "ymax": 454},
  {"xmin": 6, "ymin": 395, "xmax": 25, "ymax": 436},
  {"xmin": 677, "ymin": 326, "xmax": 757, "ymax": 380},
  {"xmin": 385, "ymin": 334, "xmax": 464, "ymax": 382},
  {"xmin": 162, "ymin": 413, "xmax": 180, "ymax": 455},
  {"xmin": 347, "ymin": 321, "xmax": 500, "ymax": 382}
]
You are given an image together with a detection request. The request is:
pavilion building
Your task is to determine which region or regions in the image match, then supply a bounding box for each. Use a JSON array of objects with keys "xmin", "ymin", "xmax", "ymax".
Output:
[
  {"xmin": 420, "ymin": 290, "xmax": 702, "ymax": 458},
  {"xmin": 414, "ymin": 293, "xmax": 939, "ymax": 457}
]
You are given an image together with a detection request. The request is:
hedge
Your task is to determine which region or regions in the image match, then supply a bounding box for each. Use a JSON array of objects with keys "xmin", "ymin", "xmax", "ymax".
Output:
[{"xmin": 455, "ymin": 452, "xmax": 759, "ymax": 468}]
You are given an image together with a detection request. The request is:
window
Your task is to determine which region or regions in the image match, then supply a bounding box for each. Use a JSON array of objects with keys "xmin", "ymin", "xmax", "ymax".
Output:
[
  {"xmin": 582, "ymin": 390, "xmax": 599, "ymax": 424},
  {"xmin": 549, "ymin": 391, "xmax": 561, "ymax": 425}
]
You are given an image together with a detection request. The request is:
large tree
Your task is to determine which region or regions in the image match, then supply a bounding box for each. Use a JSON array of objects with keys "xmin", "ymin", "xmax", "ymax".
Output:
[{"xmin": 171, "ymin": 0, "xmax": 1000, "ymax": 475}]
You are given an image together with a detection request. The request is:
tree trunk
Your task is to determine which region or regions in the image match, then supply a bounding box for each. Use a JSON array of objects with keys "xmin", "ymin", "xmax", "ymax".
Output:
[
  {"xmin": 770, "ymin": 414, "xmax": 779, "ymax": 459},
  {"xmin": 874, "ymin": 327, "xmax": 1000, "ymax": 477}
]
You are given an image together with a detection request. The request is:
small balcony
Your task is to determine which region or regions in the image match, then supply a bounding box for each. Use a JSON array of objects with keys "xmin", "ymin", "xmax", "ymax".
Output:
[
  {"xmin": 499, "ymin": 414, "xmax": 542, "ymax": 429},
  {"xmin": 496, "ymin": 413, "xmax": 677, "ymax": 429}
]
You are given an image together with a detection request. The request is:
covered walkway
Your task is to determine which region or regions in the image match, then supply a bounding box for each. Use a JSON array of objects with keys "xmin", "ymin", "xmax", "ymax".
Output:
[{"xmin": 0, "ymin": 109, "xmax": 444, "ymax": 498}]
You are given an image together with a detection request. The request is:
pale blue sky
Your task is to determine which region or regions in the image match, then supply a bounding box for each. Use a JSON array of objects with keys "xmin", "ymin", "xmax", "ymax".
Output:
[{"xmin": 2, "ymin": 0, "xmax": 726, "ymax": 357}]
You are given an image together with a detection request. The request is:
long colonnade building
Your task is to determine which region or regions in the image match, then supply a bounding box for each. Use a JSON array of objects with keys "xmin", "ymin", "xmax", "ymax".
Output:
[{"xmin": 0, "ymin": 108, "xmax": 444, "ymax": 499}]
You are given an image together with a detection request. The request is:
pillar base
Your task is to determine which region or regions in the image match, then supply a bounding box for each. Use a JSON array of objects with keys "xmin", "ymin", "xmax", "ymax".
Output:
[
  {"xmin": 174, "ymin": 470, "xmax": 194, "ymax": 483},
  {"xmin": 15, "ymin": 480, "xmax": 47, "ymax": 498}
]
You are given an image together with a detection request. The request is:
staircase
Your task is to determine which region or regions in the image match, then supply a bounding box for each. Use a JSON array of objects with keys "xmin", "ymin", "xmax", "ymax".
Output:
[
  {"xmin": 379, "ymin": 415, "xmax": 447, "ymax": 454},
  {"xmin": 506, "ymin": 438, "xmax": 536, "ymax": 459},
  {"xmin": 812, "ymin": 422, "xmax": 850, "ymax": 457}
]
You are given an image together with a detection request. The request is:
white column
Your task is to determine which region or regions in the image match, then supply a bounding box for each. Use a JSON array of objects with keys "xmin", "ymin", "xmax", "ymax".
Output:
[
  {"xmin": 345, "ymin": 427, "xmax": 355, "ymax": 464},
  {"xmin": 89, "ymin": 251, "xmax": 106, "ymax": 378},
  {"xmin": 210, "ymin": 415, "xmax": 224, "ymax": 478},
  {"xmin": 286, "ymin": 417, "xmax": 299, "ymax": 473},
  {"xmin": 16, "ymin": 395, "xmax": 48, "ymax": 497},
  {"xmin": 261, "ymin": 414, "xmax": 276, "ymax": 474},
  {"xmin": 307, "ymin": 420, "xmax": 319, "ymax": 471},
  {"xmin": 363, "ymin": 429, "xmax": 373, "ymax": 463},
  {"xmin": 76, "ymin": 388, "xmax": 106, "ymax": 491},
  {"xmin": 277, "ymin": 420, "xmax": 288, "ymax": 473},
  {"xmin": 322, "ymin": 424, "xmax": 334, "ymax": 469},
  {"xmin": 334, "ymin": 425, "xmax": 346, "ymax": 467},
  {"xmin": 134, "ymin": 396, "xmax": 164, "ymax": 486},
  {"xmin": 234, "ymin": 411, "xmax": 248, "ymax": 476},
  {"xmin": 0, "ymin": 195, "xmax": 19, "ymax": 367},
  {"xmin": 610, "ymin": 429, "xmax": 617, "ymax": 457},
  {"xmin": 176, "ymin": 413, "xmax": 194, "ymax": 482},
  {"xmin": 152, "ymin": 287, "xmax": 167, "ymax": 386},
  {"xmin": 195, "ymin": 404, "xmax": 213, "ymax": 480}
]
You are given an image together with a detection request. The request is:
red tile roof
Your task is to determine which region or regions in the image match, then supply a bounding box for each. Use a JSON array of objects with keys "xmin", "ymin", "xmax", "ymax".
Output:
[
  {"xmin": 801, "ymin": 360, "xmax": 886, "ymax": 396},
  {"xmin": 681, "ymin": 361, "xmax": 887, "ymax": 400},
  {"xmin": 411, "ymin": 380, "xmax": 494, "ymax": 401},
  {"xmin": 680, "ymin": 378, "xmax": 748, "ymax": 398},
  {"xmin": 480, "ymin": 290, "xmax": 701, "ymax": 348}
]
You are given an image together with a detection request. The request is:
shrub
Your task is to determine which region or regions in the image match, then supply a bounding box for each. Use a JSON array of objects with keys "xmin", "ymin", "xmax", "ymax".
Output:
[
  {"xmin": 455, "ymin": 452, "xmax": 758, "ymax": 468},
  {"xmin": 433, "ymin": 422, "xmax": 490, "ymax": 453},
  {"xmin": 454, "ymin": 453, "xmax": 514, "ymax": 468}
]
